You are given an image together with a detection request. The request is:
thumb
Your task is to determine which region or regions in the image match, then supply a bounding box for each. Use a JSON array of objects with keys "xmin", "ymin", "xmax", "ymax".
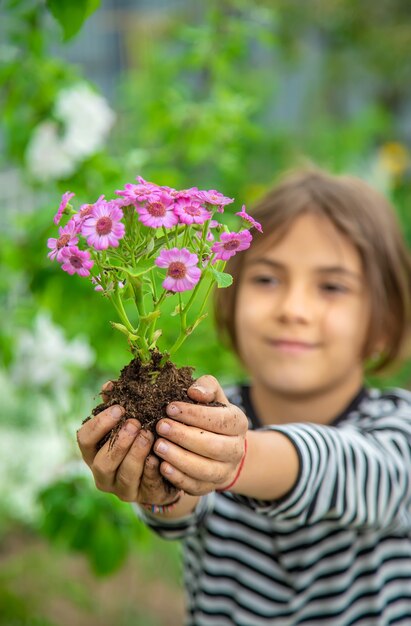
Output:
[{"xmin": 188, "ymin": 375, "xmax": 228, "ymax": 405}]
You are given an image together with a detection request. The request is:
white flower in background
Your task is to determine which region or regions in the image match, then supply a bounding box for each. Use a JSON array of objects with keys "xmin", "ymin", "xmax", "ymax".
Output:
[
  {"xmin": 25, "ymin": 82, "xmax": 115, "ymax": 182},
  {"xmin": 0, "ymin": 383, "xmax": 92, "ymax": 522},
  {"xmin": 56, "ymin": 83, "xmax": 116, "ymax": 160},
  {"xmin": 25, "ymin": 121, "xmax": 78, "ymax": 182},
  {"xmin": 0, "ymin": 313, "xmax": 96, "ymax": 523},
  {"xmin": 0, "ymin": 414, "xmax": 68, "ymax": 520},
  {"xmin": 11, "ymin": 311, "xmax": 95, "ymax": 391}
]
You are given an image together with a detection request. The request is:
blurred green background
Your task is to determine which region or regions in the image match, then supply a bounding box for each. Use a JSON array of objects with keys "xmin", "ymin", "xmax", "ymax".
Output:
[{"xmin": 1, "ymin": 0, "xmax": 411, "ymax": 624}]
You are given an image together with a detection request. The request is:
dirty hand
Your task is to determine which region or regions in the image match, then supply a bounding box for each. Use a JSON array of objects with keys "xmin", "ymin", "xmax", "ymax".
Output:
[
  {"xmin": 153, "ymin": 375, "xmax": 249, "ymax": 496},
  {"xmin": 76, "ymin": 382, "xmax": 180, "ymax": 505}
]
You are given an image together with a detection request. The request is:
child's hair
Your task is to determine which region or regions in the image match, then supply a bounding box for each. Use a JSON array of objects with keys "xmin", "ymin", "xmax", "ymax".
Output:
[{"xmin": 215, "ymin": 167, "xmax": 411, "ymax": 373}]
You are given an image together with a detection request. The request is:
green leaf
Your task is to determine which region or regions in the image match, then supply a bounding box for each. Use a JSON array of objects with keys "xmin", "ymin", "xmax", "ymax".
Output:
[
  {"xmin": 110, "ymin": 321, "xmax": 133, "ymax": 337},
  {"xmin": 46, "ymin": 0, "xmax": 101, "ymax": 41},
  {"xmin": 37, "ymin": 477, "xmax": 139, "ymax": 576},
  {"xmin": 128, "ymin": 260, "xmax": 155, "ymax": 278},
  {"xmin": 210, "ymin": 267, "xmax": 233, "ymax": 288},
  {"xmin": 88, "ymin": 514, "xmax": 129, "ymax": 576}
]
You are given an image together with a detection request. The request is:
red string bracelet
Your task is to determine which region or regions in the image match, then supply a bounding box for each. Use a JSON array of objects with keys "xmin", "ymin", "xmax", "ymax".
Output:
[{"xmin": 216, "ymin": 439, "xmax": 248, "ymax": 493}]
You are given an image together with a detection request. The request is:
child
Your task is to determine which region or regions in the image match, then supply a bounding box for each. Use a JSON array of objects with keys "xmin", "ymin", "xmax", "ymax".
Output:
[{"xmin": 77, "ymin": 167, "xmax": 411, "ymax": 625}]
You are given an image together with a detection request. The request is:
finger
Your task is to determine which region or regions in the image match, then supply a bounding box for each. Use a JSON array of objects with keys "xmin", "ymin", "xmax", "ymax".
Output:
[
  {"xmin": 77, "ymin": 405, "xmax": 124, "ymax": 465},
  {"xmin": 101, "ymin": 380, "xmax": 114, "ymax": 403},
  {"xmin": 156, "ymin": 419, "xmax": 242, "ymax": 462},
  {"xmin": 159, "ymin": 462, "xmax": 212, "ymax": 496},
  {"xmin": 187, "ymin": 374, "xmax": 229, "ymax": 405},
  {"xmin": 91, "ymin": 419, "xmax": 141, "ymax": 491},
  {"xmin": 140, "ymin": 455, "xmax": 179, "ymax": 504},
  {"xmin": 154, "ymin": 438, "xmax": 228, "ymax": 485},
  {"xmin": 113, "ymin": 429, "xmax": 154, "ymax": 502},
  {"xmin": 165, "ymin": 401, "xmax": 248, "ymax": 436}
]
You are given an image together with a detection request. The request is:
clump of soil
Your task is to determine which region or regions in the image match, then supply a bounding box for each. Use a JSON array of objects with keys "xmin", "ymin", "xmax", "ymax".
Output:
[
  {"xmin": 84, "ymin": 351, "xmax": 225, "ymax": 491},
  {"xmin": 90, "ymin": 351, "xmax": 197, "ymax": 448}
]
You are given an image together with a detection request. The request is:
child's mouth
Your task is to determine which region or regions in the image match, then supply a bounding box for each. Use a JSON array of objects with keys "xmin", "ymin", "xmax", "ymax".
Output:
[{"xmin": 268, "ymin": 339, "xmax": 319, "ymax": 354}]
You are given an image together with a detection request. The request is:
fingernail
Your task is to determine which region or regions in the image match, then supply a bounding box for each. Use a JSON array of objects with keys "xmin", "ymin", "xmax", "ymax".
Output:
[
  {"xmin": 110, "ymin": 405, "xmax": 123, "ymax": 419},
  {"xmin": 124, "ymin": 422, "xmax": 138, "ymax": 435},
  {"xmin": 164, "ymin": 465, "xmax": 174, "ymax": 475},
  {"xmin": 191, "ymin": 385, "xmax": 207, "ymax": 395},
  {"xmin": 157, "ymin": 421, "xmax": 171, "ymax": 435},
  {"xmin": 156, "ymin": 441, "xmax": 168, "ymax": 454},
  {"xmin": 167, "ymin": 404, "xmax": 179, "ymax": 416},
  {"xmin": 137, "ymin": 432, "xmax": 150, "ymax": 447}
]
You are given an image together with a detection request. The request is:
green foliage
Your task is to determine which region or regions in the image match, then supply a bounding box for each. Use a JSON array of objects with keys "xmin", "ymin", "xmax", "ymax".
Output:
[
  {"xmin": 115, "ymin": 1, "xmax": 285, "ymax": 195},
  {"xmin": 37, "ymin": 475, "xmax": 152, "ymax": 576},
  {"xmin": 1, "ymin": 1, "xmax": 75, "ymax": 167},
  {"xmin": 3, "ymin": 0, "xmax": 409, "ymax": 383},
  {"xmin": 0, "ymin": 585, "xmax": 56, "ymax": 626},
  {"xmin": 210, "ymin": 268, "xmax": 233, "ymax": 288},
  {"xmin": 46, "ymin": 0, "xmax": 101, "ymax": 41}
]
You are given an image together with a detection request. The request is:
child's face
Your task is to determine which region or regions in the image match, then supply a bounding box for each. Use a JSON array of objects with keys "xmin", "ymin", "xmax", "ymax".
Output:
[{"xmin": 235, "ymin": 212, "xmax": 371, "ymax": 402}]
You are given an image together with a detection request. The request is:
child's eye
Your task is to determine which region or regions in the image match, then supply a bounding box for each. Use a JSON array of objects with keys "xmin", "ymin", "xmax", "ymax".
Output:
[
  {"xmin": 320, "ymin": 282, "xmax": 349, "ymax": 294},
  {"xmin": 250, "ymin": 275, "xmax": 280, "ymax": 286}
]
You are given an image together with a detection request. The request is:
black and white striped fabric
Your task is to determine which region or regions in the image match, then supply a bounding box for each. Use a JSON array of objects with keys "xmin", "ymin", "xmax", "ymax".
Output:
[{"xmin": 136, "ymin": 386, "xmax": 411, "ymax": 625}]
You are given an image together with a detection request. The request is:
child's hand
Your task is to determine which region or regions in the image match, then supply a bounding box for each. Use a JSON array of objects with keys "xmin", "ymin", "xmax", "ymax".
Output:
[
  {"xmin": 154, "ymin": 375, "xmax": 248, "ymax": 496},
  {"xmin": 76, "ymin": 385, "xmax": 180, "ymax": 505}
]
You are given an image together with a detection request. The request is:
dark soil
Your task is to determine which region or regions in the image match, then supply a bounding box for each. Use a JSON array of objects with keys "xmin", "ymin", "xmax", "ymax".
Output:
[
  {"xmin": 90, "ymin": 351, "xmax": 197, "ymax": 446},
  {"xmin": 84, "ymin": 351, "xmax": 222, "ymax": 490}
]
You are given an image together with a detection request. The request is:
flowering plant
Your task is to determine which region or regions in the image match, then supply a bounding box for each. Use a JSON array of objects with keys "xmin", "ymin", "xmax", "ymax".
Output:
[{"xmin": 47, "ymin": 176, "xmax": 261, "ymax": 368}]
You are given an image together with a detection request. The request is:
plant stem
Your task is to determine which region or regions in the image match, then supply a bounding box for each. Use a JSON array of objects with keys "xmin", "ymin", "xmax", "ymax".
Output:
[{"xmin": 109, "ymin": 290, "xmax": 135, "ymax": 334}]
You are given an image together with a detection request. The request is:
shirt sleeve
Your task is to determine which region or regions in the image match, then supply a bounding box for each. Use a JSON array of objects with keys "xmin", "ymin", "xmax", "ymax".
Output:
[
  {"xmin": 232, "ymin": 403, "xmax": 411, "ymax": 530},
  {"xmin": 132, "ymin": 492, "xmax": 216, "ymax": 539}
]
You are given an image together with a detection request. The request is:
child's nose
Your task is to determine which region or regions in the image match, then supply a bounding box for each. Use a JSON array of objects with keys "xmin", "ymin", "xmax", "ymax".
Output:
[{"xmin": 276, "ymin": 285, "xmax": 312, "ymax": 323}]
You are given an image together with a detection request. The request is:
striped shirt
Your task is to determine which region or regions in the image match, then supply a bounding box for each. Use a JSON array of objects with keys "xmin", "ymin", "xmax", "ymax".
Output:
[{"xmin": 136, "ymin": 385, "xmax": 411, "ymax": 625}]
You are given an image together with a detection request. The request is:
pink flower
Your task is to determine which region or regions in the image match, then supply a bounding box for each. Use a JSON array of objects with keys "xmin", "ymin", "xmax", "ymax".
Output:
[
  {"xmin": 155, "ymin": 247, "xmax": 201, "ymax": 292},
  {"xmin": 159, "ymin": 185, "xmax": 178, "ymax": 195},
  {"xmin": 196, "ymin": 189, "xmax": 234, "ymax": 210},
  {"xmin": 236, "ymin": 205, "xmax": 263, "ymax": 233},
  {"xmin": 137, "ymin": 175, "xmax": 160, "ymax": 189},
  {"xmin": 72, "ymin": 195, "xmax": 105, "ymax": 227},
  {"xmin": 206, "ymin": 219, "xmax": 220, "ymax": 241},
  {"xmin": 54, "ymin": 191, "xmax": 75, "ymax": 225},
  {"xmin": 137, "ymin": 192, "xmax": 178, "ymax": 228},
  {"xmin": 47, "ymin": 219, "xmax": 79, "ymax": 261},
  {"xmin": 116, "ymin": 182, "xmax": 159, "ymax": 205},
  {"xmin": 59, "ymin": 246, "xmax": 94, "ymax": 277},
  {"xmin": 172, "ymin": 187, "xmax": 199, "ymax": 201},
  {"xmin": 211, "ymin": 230, "xmax": 252, "ymax": 261},
  {"xmin": 174, "ymin": 199, "xmax": 212, "ymax": 225},
  {"xmin": 81, "ymin": 201, "xmax": 125, "ymax": 250}
]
